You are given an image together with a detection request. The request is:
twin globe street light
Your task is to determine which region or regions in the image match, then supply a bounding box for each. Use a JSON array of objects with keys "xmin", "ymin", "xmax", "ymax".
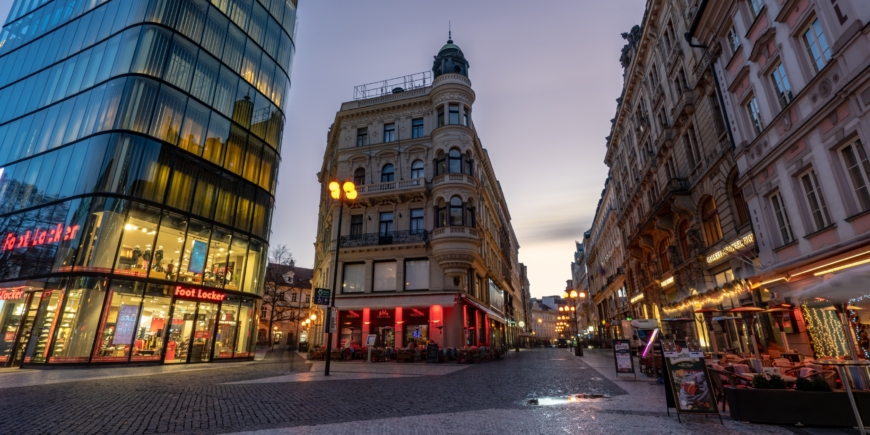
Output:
[
  {"xmin": 562, "ymin": 289, "xmax": 587, "ymax": 356},
  {"xmin": 324, "ymin": 179, "xmax": 358, "ymax": 376}
]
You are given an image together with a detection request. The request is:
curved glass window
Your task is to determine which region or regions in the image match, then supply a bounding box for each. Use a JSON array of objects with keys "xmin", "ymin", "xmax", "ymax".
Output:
[{"xmin": 149, "ymin": 211, "xmax": 188, "ymax": 281}]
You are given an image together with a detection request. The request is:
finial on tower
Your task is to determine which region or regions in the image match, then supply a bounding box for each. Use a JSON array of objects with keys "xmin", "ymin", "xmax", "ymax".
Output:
[{"xmin": 448, "ymin": 20, "xmax": 452, "ymax": 43}]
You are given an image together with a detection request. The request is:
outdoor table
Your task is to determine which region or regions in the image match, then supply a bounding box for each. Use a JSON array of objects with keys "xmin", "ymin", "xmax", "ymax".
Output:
[{"xmin": 817, "ymin": 360, "xmax": 870, "ymax": 435}]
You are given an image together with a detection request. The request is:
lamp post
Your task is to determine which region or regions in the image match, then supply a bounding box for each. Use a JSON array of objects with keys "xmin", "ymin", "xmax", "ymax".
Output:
[
  {"xmin": 563, "ymin": 290, "xmax": 585, "ymax": 356},
  {"xmin": 324, "ymin": 179, "xmax": 358, "ymax": 376}
]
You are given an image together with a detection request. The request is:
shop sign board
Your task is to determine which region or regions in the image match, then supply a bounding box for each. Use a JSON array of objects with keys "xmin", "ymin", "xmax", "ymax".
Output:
[
  {"xmin": 426, "ymin": 343, "xmax": 439, "ymax": 363},
  {"xmin": 661, "ymin": 339, "xmax": 718, "ymax": 415},
  {"xmin": 612, "ymin": 339, "xmax": 635, "ymax": 374},
  {"xmin": 174, "ymin": 286, "xmax": 226, "ymax": 302},
  {"xmin": 0, "ymin": 288, "xmax": 24, "ymax": 300},
  {"xmin": 365, "ymin": 334, "xmax": 377, "ymax": 347},
  {"xmin": 327, "ymin": 307, "xmax": 337, "ymax": 334},
  {"xmin": 1, "ymin": 223, "xmax": 80, "ymax": 251},
  {"xmin": 112, "ymin": 305, "xmax": 140, "ymax": 346},
  {"xmin": 313, "ymin": 288, "xmax": 331, "ymax": 306},
  {"xmin": 194, "ymin": 330, "xmax": 211, "ymax": 338}
]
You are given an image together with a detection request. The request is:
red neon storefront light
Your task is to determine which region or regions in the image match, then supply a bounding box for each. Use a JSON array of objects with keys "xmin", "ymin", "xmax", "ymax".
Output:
[
  {"xmin": 1, "ymin": 224, "xmax": 80, "ymax": 251},
  {"xmin": 174, "ymin": 286, "xmax": 227, "ymax": 302}
]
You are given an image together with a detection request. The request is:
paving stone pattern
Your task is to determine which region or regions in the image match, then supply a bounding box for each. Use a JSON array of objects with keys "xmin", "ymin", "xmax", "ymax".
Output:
[{"xmin": 0, "ymin": 349, "xmax": 626, "ymax": 435}]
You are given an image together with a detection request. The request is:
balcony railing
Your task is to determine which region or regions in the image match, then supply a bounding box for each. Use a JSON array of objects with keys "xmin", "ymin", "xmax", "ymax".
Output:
[
  {"xmin": 432, "ymin": 173, "xmax": 477, "ymax": 187},
  {"xmin": 357, "ymin": 178, "xmax": 425, "ymax": 195},
  {"xmin": 339, "ymin": 230, "xmax": 428, "ymax": 248}
]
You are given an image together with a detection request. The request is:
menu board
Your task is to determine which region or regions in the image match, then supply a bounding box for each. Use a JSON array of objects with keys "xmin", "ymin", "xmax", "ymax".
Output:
[
  {"xmin": 112, "ymin": 305, "xmax": 140, "ymax": 346},
  {"xmin": 661, "ymin": 339, "xmax": 718, "ymax": 414},
  {"xmin": 612, "ymin": 339, "xmax": 634, "ymax": 374},
  {"xmin": 426, "ymin": 343, "xmax": 439, "ymax": 363}
]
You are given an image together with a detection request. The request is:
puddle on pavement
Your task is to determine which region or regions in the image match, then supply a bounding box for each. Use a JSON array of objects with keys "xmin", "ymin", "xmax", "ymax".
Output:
[{"xmin": 527, "ymin": 394, "xmax": 610, "ymax": 406}]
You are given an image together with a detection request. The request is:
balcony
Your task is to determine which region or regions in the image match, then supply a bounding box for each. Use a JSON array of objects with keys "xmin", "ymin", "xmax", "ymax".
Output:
[
  {"xmin": 357, "ymin": 178, "xmax": 425, "ymax": 196},
  {"xmin": 430, "ymin": 226, "xmax": 479, "ymax": 241},
  {"xmin": 432, "ymin": 173, "xmax": 477, "ymax": 188},
  {"xmin": 339, "ymin": 230, "xmax": 428, "ymax": 248},
  {"xmin": 670, "ymin": 90, "xmax": 695, "ymax": 121}
]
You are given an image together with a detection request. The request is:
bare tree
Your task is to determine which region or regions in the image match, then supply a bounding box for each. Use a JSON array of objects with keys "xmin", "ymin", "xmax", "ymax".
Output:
[{"xmin": 262, "ymin": 245, "xmax": 310, "ymax": 348}]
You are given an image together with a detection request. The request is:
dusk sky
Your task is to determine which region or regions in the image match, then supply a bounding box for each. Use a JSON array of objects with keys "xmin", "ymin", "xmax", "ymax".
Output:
[{"xmin": 0, "ymin": 0, "xmax": 647, "ymax": 298}]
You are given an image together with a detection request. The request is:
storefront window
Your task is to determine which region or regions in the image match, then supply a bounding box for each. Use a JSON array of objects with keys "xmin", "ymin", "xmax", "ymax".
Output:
[
  {"xmin": 26, "ymin": 288, "xmax": 64, "ymax": 364},
  {"xmin": 74, "ymin": 197, "xmax": 128, "ymax": 273},
  {"xmin": 92, "ymin": 280, "xmax": 145, "ymax": 362},
  {"xmin": 190, "ymin": 302, "xmax": 218, "ymax": 363},
  {"xmin": 225, "ymin": 233, "xmax": 248, "ymax": 291},
  {"xmin": 235, "ymin": 298, "xmax": 254, "ymax": 357},
  {"xmin": 115, "ymin": 203, "xmax": 160, "ymax": 278},
  {"xmin": 370, "ymin": 308, "xmax": 395, "ymax": 347},
  {"xmin": 50, "ymin": 277, "xmax": 108, "ymax": 363},
  {"xmin": 165, "ymin": 298, "xmax": 197, "ymax": 363},
  {"xmin": 0, "ymin": 291, "xmax": 29, "ymax": 363},
  {"xmin": 178, "ymin": 219, "xmax": 211, "ymax": 286},
  {"xmin": 149, "ymin": 211, "xmax": 188, "ymax": 282},
  {"xmin": 205, "ymin": 226, "xmax": 232, "ymax": 289},
  {"xmin": 215, "ymin": 297, "xmax": 240, "ymax": 358},
  {"xmin": 244, "ymin": 240, "xmax": 264, "ymax": 295},
  {"xmin": 403, "ymin": 307, "xmax": 429, "ymax": 347},
  {"xmin": 132, "ymin": 285, "xmax": 171, "ymax": 361},
  {"xmin": 340, "ymin": 310, "xmax": 363, "ymax": 348}
]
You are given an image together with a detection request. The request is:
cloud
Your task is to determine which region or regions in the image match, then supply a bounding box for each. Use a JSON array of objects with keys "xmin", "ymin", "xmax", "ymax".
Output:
[{"xmin": 515, "ymin": 216, "xmax": 591, "ymax": 245}]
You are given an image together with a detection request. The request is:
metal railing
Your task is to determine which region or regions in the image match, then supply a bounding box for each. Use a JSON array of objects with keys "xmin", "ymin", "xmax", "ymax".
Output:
[
  {"xmin": 339, "ymin": 230, "xmax": 428, "ymax": 248},
  {"xmin": 353, "ymin": 71, "xmax": 432, "ymax": 100},
  {"xmin": 357, "ymin": 178, "xmax": 425, "ymax": 195}
]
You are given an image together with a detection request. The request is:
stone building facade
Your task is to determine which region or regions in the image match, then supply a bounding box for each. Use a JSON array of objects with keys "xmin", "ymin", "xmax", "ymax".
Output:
[{"xmin": 310, "ymin": 37, "xmax": 525, "ymax": 350}]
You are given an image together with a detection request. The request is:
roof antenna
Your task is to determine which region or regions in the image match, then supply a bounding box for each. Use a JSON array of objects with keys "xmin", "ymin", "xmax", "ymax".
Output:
[{"xmin": 448, "ymin": 20, "xmax": 452, "ymax": 43}]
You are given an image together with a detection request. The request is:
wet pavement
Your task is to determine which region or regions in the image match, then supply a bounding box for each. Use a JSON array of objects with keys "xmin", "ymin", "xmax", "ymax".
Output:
[{"xmin": 0, "ymin": 347, "xmax": 860, "ymax": 434}]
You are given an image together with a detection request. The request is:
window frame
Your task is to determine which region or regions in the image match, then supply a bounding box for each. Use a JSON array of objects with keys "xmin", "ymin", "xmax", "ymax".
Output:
[
  {"xmin": 356, "ymin": 128, "xmax": 368, "ymax": 147},
  {"xmin": 770, "ymin": 191, "xmax": 795, "ymax": 245},
  {"xmin": 726, "ymin": 25, "xmax": 741, "ymax": 55},
  {"xmin": 410, "ymin": 208, "xmax": 424, "ymax": 233},
  {"xmin": 802, "ymin": 17, "xmax": 832, "ymax": 74},
  {"xmin": 410, "ymin": 160, "xmax": 424, "ymax": 179},
  {"xmin": 353, "ymin": 167, "xmax": 366, "ymax": 186},
  {"xmin": 381, "ymin": 164, "xmax": 394, "ymax": 183},
  {"xmin": 701, "ymin": 198, "xmax": 723, "ymax": 245},
  {"xmin": 411, "ymin": 118, "xmax": 424, "ymax": 138},
  {"xmin": 383, "ymin": 123, "xmax": 395, "ymax": 143},
  {"xmin": 769, "ymin": 62, "xmax": 794, "ymax": 109},
  {"xmin": 799, "ymin": 168, "xmax": 832, "ymax": 232},
  {"xmin": 749, "ymin": 0, "xmax": 764, "ymax": 18},
  {"xmin": 746, "ymin": 95, "xmax": 763, "ymax": 135},
  {"xmin": 838, "ymin": 139, "xmax": 870, "ymax": 213},
  {"xmin": 379, "ymin": 211, "xmax": 394, "ymax": 235}
]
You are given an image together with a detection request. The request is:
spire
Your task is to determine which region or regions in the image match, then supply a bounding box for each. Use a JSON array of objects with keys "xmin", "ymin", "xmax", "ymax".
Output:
[{"xmin": 448, "ymin": 20, "xmax": 452, "ymax": 44}]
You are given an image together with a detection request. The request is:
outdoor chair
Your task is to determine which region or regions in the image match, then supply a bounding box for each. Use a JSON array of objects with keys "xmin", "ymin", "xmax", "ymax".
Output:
[{"xmin": 706, "ymin": 366, "xmax": 732, "ymax": 412}]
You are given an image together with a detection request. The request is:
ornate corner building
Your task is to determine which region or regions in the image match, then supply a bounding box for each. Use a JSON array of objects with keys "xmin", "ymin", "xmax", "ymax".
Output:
[
  {"xmin": 310, "ymin": 37, "xmax": 526, "ymax": 349},
  {"xmin": 0, "ymin": 0, "xmax": 297, "ymax": 367}
]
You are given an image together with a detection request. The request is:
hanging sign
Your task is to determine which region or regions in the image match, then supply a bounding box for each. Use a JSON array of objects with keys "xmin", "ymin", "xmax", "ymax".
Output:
[
  {"xmin": 313, "ymin": 288, "xmax": 331, "ymax": 305},
  {"xmin": 612, "ymin": 339, "xmax": 635, "ymax": 374},
  {"xmin": 661, "ymin": 339, "xmax": 719, "ymax": 414},
  {"xmin": 327, "ymin": 307, "xmax": 338, "ymax": 334}
]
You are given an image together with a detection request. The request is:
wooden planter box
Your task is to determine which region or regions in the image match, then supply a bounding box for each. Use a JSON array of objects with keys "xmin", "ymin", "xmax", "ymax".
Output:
[{"xmin": 725, "ymin": 387, "xmax": 870, "ymax": 426}]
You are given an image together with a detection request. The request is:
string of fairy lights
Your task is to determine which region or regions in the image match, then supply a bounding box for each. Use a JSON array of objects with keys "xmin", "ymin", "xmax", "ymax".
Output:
[
  {"xmin": 661, "ymin": 279, "xmax": 750, "ymax": 314},
  {"xmin": 803, "ymin": 305, "xmax": 849, "ymax": 358}
]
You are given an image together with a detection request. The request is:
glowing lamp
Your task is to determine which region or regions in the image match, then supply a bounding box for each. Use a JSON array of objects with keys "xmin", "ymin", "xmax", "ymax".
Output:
[
  {"xmin": 570, "ymin": 290, "xmax": 578, "ymax": 298},
  {"xmin": 329, "ymin": 181, "xmax": 341, "ymax": 199},
  {"xmin": 310, "ymin": 314, "xmax": 317, "ymax": 321}
]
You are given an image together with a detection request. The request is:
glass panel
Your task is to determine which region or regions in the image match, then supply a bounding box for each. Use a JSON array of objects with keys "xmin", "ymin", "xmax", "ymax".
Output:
[
  {"xmin": 203, "ymin": 113, "xmax": 230, "ymax": 166},
  {"xmin": 222, "ymin": 25, "xmax": 245, "ymax": 73},
  {"xmin": 224, "ymin": 126, "xmax": 246, "ymax": 175},
  {"xmin": 132, "ymin": 284, "xmax": 173, "ymax": 361},
  {"xmin": 25, "ymin": 288, "xmax": 64, "ymax": 364},
  {"xmin": 235, "ymin": 298, "xmax": 254, "ymax": 357},
  {"xmin": 178, "ymin": 100, "xmax": 210, "ymax": 156},
  {"xmin": 190, "ymin": 302, "xmax": 217, "ymax": 362},
  {"xmin": 149, "ymin": 85, "xmax": 187, "ymax": 145},
  {"xmin": 165, "ymin": 298, "xmax": 197, "ymax": 363},
  {"xmin": 214, "ymin": 175, "xmax": 237, "ymax": 226},
  {"xmin": 133, "ymin": 139, "xmax": 172, "ymax": 203},
  {"xmin": 149, "ymin": 212, "xmax": 188, "ymax": 282},
  {"xmin": 404, "ymin": 259, "xmax": 429, "ymax": 290},
  {"xmin": 190, "ymin": 51, "xmax": 219, "ymax": 105},
  {"xmin": 225, "ymin": 234, "xmax": 247, "ymax": 291},
  {"xmin": 92, "ymin": 281, "xmax": 145, "ymax": 362},
  {"xmin": 373, "ymin": 261, "xmax": 397, "ymax": 292},
  {"xmin": 215, "ymin": 298, "xmax": 240, "ymax": 358},
  {"xmin": 244, "ymin": 240, "xmax": 264, "ymax": 295},
  {"xmin": 116, "ymin": 77, "xmax": 159, "ymax": 134},
  {"xmin": 176, "ymin": 0, "xmax": 208, "ymax": 43},
  {"xmin": 166, "ymin": 155, "xmax": 198, "ymax": 212},
  {"xmin": 212, "ymin": 66, "xmax": 238, "ymax": 118},
  {"xmin": 163, "ymin": 34, "xmax": 198, "ymax": 92},
  {"xmin": 50, "ymin": 277, "xmax": 108, "ymax": 363},
  {"xmin": 243, "ymin": 137, "xmax": 261, "ymax": 183},
  {"xmin": 178, "ymin": 219, "xmax": 211, "ymax": 286},
  {"xmin": 191, "ymin": 168, "xmax": 218, "ymax": 220},
  {"xmin": 342, "ymin": 263, "xmax": 365, "ymax": 293},
  {"xmin": 131, "ymin": 26, "xmax": 172, "ymax": 78},
  {"xmin": 73, "ymin": 197, "xmax": 128, "ymax": 273},
  {"xmin": 115, "ymin": 204, "xmax": 160, "ymax": 279},
  {"xmin": 205, "ymin": 226, "xmax": 232, "ymax": 288}
]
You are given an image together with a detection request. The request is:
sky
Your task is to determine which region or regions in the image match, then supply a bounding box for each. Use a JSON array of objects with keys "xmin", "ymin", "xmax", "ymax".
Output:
[{"xmin": 0, "ymin": 0, "xmax": 647, "ymax": 298}]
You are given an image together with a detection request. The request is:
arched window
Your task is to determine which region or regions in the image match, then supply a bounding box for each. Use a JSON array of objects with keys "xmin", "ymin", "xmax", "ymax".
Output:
[
  {"xmin": 732, "ymin": 175, "xmax": 749, "ymax": 226},
  {"xmin": 411, "ymin": 160, "xmax": 424, "ymax": 179},
  {"xmin": 381, "ymin": 164, "xmax": 394, "ymax": 182},
  {"xmin": 658, "ymin": 239, "xmax": 671, "ymax": 273},
  {"xmin": 678, "ymin": 220, "xmax": 690, "ymax": 258},
  {"xmin": 354, "ymin": 167, "xmax": 366, "ymax": 186},
  {"xmin": 449, "ymin": 196, "xmax": 464, "ymax": 226},
  {"xmin": 465, "ymin": 200, "xmax": 475, "ymax": 227},
  {"xmin": 702, "ymin": 197, "xmax": 723, "ymax": 245},
  {"xmin": 448, "ymin": 149, "xmax": 462, "ymax": 173}
]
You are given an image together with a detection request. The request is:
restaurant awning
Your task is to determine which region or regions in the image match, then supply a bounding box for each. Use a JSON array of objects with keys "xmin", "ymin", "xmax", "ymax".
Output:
[
  {"xmin": 460, "ymin": 294, "xmax": 506, "ymax": 323},
  {"xmin": 333, "ymin": 293, "xmax": 457, "ymax": 310}
]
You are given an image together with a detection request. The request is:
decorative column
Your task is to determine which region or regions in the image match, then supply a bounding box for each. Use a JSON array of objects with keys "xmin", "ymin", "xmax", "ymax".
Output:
[
  {"xmin": 362, "ymin": 308, "xmax": 370, "ymax": 343},
  {"xmin": 395, "ymin": 307, "xmax": 403, "ymax": 347}
]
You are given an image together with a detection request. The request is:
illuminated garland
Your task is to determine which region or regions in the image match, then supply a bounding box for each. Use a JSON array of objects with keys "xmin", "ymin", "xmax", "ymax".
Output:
[
  {"xmin": 802, "ymin": 304, "xmax": 848, "ymax": 358},
  {"xmin": 661, "ymin": 279, "xmax": 750, "ymax": 314},
  {"xmin": 848, "ymin": 295, "xmax": 870, "ymax": 359}
]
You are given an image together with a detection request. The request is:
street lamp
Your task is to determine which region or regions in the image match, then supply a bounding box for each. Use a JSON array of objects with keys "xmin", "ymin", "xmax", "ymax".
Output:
[
  {"xmin": 324, "ymin": 179, "xmax": 358, "ymax": 376},
  {"xmin": 563, "ymin": 289, "xmax": 586, "ymax": 356}
]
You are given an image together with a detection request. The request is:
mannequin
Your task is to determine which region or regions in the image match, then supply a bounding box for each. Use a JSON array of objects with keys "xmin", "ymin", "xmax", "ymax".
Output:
[
  {"xmin": 154, "ymin": 246, "xmax": 164, "ymax": 272},
  {"xmin": 143, "ymin": 246, "xmax": 152, "ymax": 270},
  {"xmin": 132, "ymin": 245, "xmax": 142, "ymax": 267}
]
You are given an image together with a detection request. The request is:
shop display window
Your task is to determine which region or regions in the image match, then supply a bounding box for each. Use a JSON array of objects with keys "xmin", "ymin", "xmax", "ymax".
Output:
[
  {"xmin": 0, "ymin": 292, "xmax": 29, "ymax": 363},
  {"xmin": 370, "ymin": 308, "xmax": 395, "ymax": 347},
  {"xmin": 340, "ymin": 310, "xmax": 363, "ymax": 348},
  {"xmin": 223, "ymin": 234, "xmax": 248, "ymax": 291},
  {"xmin": 50, "ymin": 277, "xmax": 108, "ymax": 363},
  {"xmin": 205, "ymin": 226, "xmax": 232, "ymax": 289},
  {"xmin": 149, "ymin": 211, "xmax": 188, "ymax": 282},
  {"xmin": 131, "ymin": 285, "xmax": 172, "ymax": 361},
  {"xmin": 73, "ymin": 197, "xmax": 128, "ymax": 274},
  {"xmin": 235, "ymin": 298, "xmax": 254, "ymax": 357},
  {"xmin": 190, "ymin": 302, "xmax": 218, "ymax": 363},
  {"xmin": 93, "ymin": 281, "xmax": 145, "ymax": 362},
  {"xmin": 244, "ymin": 240, "xmax": 264, "ymax": 295},
  {"xmin": 165, "ymin": 298, "xmax": 197, "ymax": 364},
  {"xmin": 178, "ymin": 219, "xmax": 211, "ymax": 286},
  {"xmin": 115, "ymin": 203, "xmax": 160, "ymax": 278},
  {"xmin": 215, "ymin": 297, "xmax": 240, "ymax": 358},
  {"xmin": 25, "ymin": 288, "xmax": 64, "ymax": 364}
]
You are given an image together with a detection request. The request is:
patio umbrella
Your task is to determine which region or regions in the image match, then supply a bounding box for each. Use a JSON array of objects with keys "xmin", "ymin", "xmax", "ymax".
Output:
[
  {"xmin": 728, "ymin": 307, "xmax": 766, "ymax": 363},
  {"xmin": 713, "ymin": 316, "xmax": 745, "ymax": 354},
  {"xmin": 762, "ymin": 305, "xmax": 793, "ymax": 353},
  {"xmin": 694, "ymin": 308, "xmax": 721, "ymax": 353},
  {"xmin": 793, "ymin": 263, "xmax": 870, "ymax": 361}
]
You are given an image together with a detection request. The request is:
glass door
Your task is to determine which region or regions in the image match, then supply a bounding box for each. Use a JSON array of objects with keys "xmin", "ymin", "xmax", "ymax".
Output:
[
  {"xmin": 165, "ymin": 299, "xmax": 197, "ymax": 364},
  {"xmin": 189, "ymin": 302, "xmax": 218, "ymax": 363}
]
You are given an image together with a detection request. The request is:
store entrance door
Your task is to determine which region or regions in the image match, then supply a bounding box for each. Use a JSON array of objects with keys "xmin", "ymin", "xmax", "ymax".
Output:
[
  {"xmin": 165, "ymin": 300, "xmax": 219, "ymax": 364},
  {"xmin": 3, "ymin": 292, "xmax": 40, "ymax": 368}
]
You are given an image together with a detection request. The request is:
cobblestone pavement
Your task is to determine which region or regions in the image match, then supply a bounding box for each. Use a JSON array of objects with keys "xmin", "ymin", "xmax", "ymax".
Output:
[{"xmin": 0, "ymin": 348, "xmax": 859, "ymax": 434}]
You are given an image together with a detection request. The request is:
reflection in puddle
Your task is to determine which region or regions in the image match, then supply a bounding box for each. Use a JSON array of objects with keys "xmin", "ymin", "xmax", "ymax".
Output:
[{"xmin": 527, "ymin": 394, "xmax": 610, "ymax": 406}]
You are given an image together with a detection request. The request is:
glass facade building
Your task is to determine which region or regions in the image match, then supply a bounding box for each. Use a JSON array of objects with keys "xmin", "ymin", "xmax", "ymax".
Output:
[{"xmin": 0, "ymin": 0, "xmax": 296, "ymax": 366}]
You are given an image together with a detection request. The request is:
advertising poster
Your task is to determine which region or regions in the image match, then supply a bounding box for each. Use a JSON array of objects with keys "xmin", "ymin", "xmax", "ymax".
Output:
[
  {"xmin": 112, "ymin": 304, "xmax": 140, "ymax": 346},
  {"xmin": 661, "ymin": 339, "xmax": 718, "ymax": 414},
  {"xmin": 189, "ymin": 240, "xmax": 207, "ymax": 274},
  {"xmin": 612, "ymin": 339, "xmax": 634, "ymax": 374}
]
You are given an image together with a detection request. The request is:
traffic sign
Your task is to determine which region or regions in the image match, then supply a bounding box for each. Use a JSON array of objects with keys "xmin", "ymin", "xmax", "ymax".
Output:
[{"xmin": 313, "ymin": 288, "xmax": 331, "ymax": 305}]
